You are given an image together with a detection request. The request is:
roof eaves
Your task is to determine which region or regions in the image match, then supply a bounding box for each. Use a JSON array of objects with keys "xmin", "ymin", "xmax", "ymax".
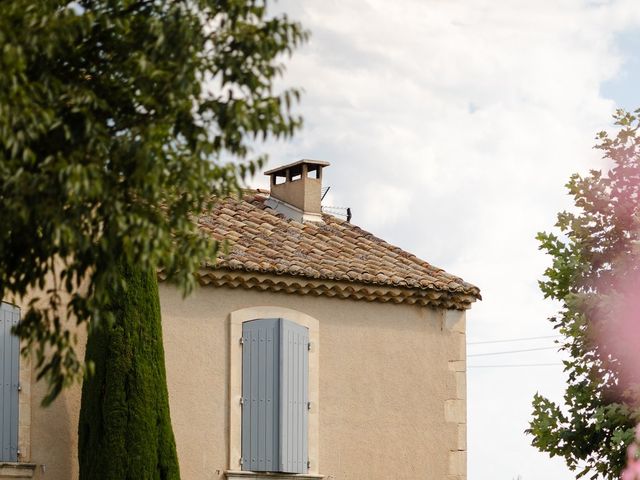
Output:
[{"xmin": 192, "ymin": 269, "xmax": 479, "ymax": 310}]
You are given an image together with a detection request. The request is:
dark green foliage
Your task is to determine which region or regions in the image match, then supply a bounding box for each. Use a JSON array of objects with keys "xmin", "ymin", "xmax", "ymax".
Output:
[
  {"xmin": 527, "ymin": 109, "xmax": 640, "ymax": 479},
  {"xmin": 78, "ymin": 261, "xmax": 179, "ymax": 480},
  {"xmin": 0, "ymin": 0, "xmax": 307, "ymax": 403}
]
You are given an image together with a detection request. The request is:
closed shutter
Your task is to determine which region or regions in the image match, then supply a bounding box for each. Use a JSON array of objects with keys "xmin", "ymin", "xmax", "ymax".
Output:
[
  {"xmin": 242, "ymin": 318, "xmax": 280, "ymax": 472},
  {"xmin": 279, "ymin": 319, "xmax": 308, "ymax": 474},
  {"xmin": 241, "ymin": 318, "xmax": 309, "ymax": 474},
  {"xmin": 0, "ymin": 302, "xmax": 19, "ymax": 462}
]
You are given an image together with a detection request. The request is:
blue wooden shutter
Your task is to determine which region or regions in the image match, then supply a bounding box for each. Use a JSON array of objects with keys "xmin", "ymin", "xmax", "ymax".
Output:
[
  {"xmin": 241, "ymin": 318, "xmax": 309, "ymax": 474},
  {"xmin": 279, "ymin": 319, "xmax": 309, "ymax": 474},
  {"xmin": 0, "ymin": 302, "xmax": 19, "ymax": 462},
  {"xmin": 242, "ymin": 318, "xmax": 280, "ymax": 472}
]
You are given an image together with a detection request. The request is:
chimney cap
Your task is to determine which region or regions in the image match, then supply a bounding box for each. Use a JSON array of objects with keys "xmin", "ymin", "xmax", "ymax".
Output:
[{"xmin": 264, "ymin": 159, "xmax": 330, "ymax": 176}]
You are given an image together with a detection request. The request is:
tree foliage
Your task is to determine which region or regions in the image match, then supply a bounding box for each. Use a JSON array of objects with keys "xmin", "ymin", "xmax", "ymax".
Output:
[
  {"xmin": 0, "ymin": 0, "xmax": 306, "ymax": 403},
  {"xmin": 78, "ymin": 261, "xmax": 179, "ymax": 480},
  {"xmin": 528, "ymin": 109, "xmax": 640, "ymax": 479}
]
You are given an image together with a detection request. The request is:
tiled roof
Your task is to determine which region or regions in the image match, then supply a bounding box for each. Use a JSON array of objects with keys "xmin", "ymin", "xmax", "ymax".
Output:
[{"xmin": 196, "ymin": 191, "xmax": 481, "ymax": 305}]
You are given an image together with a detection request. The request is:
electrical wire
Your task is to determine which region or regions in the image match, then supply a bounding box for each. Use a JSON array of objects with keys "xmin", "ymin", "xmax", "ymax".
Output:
[
  {"xmin": 467, "ymin": 334, "xmax": 561, "ymax": 345},
  {"xmin": 467, "ymin": 346, "xmax": 558, "ymax": 357},
  {"xmin": 468, "ymin": 363, "xmax": 562, "ymax": 368}
]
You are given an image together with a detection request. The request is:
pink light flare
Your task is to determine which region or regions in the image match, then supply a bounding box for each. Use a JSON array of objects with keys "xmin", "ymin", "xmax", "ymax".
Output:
[
  {"xmin": 622, "ymin": 425, "xmax": 640, "ymax": 480},
  {"xmin": 591, "ymin": 260, "xmax": 640, "ymax": 399}
]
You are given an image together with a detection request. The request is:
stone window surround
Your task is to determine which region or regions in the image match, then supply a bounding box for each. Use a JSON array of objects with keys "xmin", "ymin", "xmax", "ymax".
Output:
[
  {"xmin": 0, "ymin": 462, "xmax": 35, "ymax": 479},
  {"xmin": 225, "ymin": 472, "xmax": 323, "ymax": 480},
  {"xmin": 227, "ymin": 306, "xmax": 321, "ymax": 479},
  {"xmin": 17, "ymin": 349, "xmax": 31, "ymax": 464}
]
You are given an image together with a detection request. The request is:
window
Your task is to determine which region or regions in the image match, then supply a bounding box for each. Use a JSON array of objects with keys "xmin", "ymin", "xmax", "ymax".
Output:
[
  {"xmin": 241, "ymin": 318, "xmax": 309, "ymax": 474},
  {"xmin": 0, "ymin": 302, "xmax": 20, "ymax": 462},
  {"xmin": 229, "ymin": 306, "xmax": 319, "ymax": 476}
]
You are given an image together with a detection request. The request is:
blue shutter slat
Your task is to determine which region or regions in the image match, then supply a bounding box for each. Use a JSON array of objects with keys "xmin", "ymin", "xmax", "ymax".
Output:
[
  {"xmin": 258, "ymin": 325, "xmax": 267, "ymax": 470},
  {"xmin": 302, "ymin": 326, "xmax": 309, "ymax": 470},
  {"xmin": 0, "ymin": 305, "xmax": 6, "ymax": 461},
  {"xmin": 241, "ymin": 325, "xmax": 250, "ymax": 468},
  {"xmin": 9, "ymin": 308, "xmax": 19, "ymax": 461},
  {"xmin": 279, "ymin": 324, "xmax": 288, "ymax": 471},
  {"xmin": 265, "ymin": 323, "xmax": 276, "ymax": 471},
  {"xmin": 250, "ymin": 326, "xmax": 258, "ymax": 467},
  {"xmin": 2, "ymin": 305, "xmax": 10, "ymax": 461},
  {"xmin": 0, "ymin": 303, "xmax": 19, "ymax": 462}
]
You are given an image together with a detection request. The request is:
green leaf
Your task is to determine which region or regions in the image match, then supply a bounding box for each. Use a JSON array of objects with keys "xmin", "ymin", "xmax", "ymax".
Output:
[{"xmin": 0, "ymin": 0, "xmax": 307, "ymax": 403}]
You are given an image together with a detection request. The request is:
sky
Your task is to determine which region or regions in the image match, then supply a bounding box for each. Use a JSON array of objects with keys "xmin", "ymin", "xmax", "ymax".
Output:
[{"xmin": 248, "ymin": 1, "xmax": 640, "ymax": 478}]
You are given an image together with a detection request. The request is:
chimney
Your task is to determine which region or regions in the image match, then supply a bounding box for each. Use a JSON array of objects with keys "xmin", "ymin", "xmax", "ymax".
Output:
[{"xmin": 264, "ymin": 159, "xmax": 330, "ymax": 223}]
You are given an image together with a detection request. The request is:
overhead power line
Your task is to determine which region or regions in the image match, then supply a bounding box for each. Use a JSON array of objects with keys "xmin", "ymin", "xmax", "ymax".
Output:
[
  {"xmin": 467, "ymin": 346, "xmax": 558, "ymax": 357},
  {"xmin": 468, "ymin": 363, "xmax": 562, "ymax": 368},
  {"xmin": 467, "ymin": 334, "xmax": 561, "ymax": 345}
]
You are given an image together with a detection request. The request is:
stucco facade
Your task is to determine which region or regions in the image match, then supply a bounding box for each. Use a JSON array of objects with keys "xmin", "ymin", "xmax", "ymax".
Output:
[
  {"xmin": 7, "ymin": 276, "xmax": 467, "ymax": 480},
  {"xmin": 2, "ymin": 160, "xmax": 478, "ymax": 480}
]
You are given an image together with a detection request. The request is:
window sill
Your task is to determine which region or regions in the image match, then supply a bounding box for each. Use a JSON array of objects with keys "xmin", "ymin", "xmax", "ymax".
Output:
[
  {"xmin": 225, "ymin": 471, "xmax": 324, "ymax": 480},
  {"xmin": 0, "ymin": 462, "xmax": 36, "ymax": 479}
]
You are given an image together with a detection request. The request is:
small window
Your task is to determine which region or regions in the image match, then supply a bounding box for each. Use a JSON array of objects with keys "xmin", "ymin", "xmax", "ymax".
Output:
[
  {"xmin": 241, "ymin": 318, "xmax": 309, "ymax": 474},
  {"xmin": 273, "ymin": 174, "xmax": 287, "ymax": 185},
  {"xmin": 307, "ymin": 165, "xmax": 320, "ymax": 179},
  {"xmin": 0, "ymin": 302, "xmax": 20, "ymax": 462},
  {"xmin": 288, "ymin": 165, "xmax": 303, "ymax": 182}
]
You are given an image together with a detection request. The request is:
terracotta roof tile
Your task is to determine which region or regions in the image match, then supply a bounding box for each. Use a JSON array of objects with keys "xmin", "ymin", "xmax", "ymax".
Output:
[{"xmin": 198, "ymin": 192, "xmax": 481, "ymax": 300}]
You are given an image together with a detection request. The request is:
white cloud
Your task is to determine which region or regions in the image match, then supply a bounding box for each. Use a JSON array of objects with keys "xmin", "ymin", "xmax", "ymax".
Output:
[{"xmin": 253, "ymin": 1, "xmax": 640, "ymax": 477}]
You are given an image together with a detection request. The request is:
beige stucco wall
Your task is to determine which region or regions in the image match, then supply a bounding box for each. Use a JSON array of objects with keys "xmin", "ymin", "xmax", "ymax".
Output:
[{"xmin": 15, "ymin": 282, "xmax": 466, "ymax": 480}]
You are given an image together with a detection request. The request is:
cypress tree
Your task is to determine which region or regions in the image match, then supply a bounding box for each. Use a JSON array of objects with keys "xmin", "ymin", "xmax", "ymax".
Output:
[{"xmin": 78, "ymin": 261, "xmax": 180, "ymax": 480}]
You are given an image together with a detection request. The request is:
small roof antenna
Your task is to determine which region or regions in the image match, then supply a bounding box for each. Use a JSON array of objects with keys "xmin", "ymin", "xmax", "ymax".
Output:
[
  {"xmin": 347, "ymin": 208, "xmax": 352, "ymax": 223},
  {"xmin": 321, "ymin": 186, "xmax": 331, "ymax": 201}
]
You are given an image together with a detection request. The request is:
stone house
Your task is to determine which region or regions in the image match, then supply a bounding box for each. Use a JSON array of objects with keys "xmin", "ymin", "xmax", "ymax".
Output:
[{"xmin": 0, "ymin": 160, "xmax": 480, "ymax": 480}]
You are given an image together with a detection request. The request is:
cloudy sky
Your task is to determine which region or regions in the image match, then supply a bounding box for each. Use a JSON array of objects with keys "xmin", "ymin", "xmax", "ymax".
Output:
[{"xmin": 249, "ymin": 1, "xmax": 640, "ymax": 478}]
